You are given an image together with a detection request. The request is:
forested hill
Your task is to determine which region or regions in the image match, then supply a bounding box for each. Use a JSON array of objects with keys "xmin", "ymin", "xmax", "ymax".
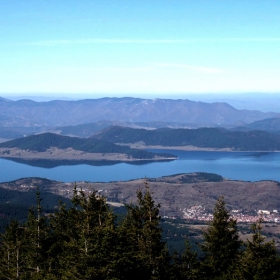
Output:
[
  {"xmin": 0, "ymin": 133, "xmax": 175, "ymax": 160},
  {"xmin": 235, "ymin": 117, "xmax": 280, "ymax": 134},
  {"xmin": 94, "ymin": 126, "xmax": 280, "ymax": 151},
  {"xmin": 0, "ymin": 178, "xmax": 71, "ymax": 231},
  {"xmin": 0, "ymin": 133, "xmax": 120, "ymax": 152}
]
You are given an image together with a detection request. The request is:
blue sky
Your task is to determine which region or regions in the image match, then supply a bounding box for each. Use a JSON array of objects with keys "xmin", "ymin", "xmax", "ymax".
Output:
[{"xmin": 1, "ymin": 0, "xmax": 280, "ymax": 98}]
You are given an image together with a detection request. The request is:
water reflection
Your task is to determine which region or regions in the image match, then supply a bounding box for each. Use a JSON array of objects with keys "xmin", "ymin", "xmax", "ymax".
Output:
[
  {"xmin": 2, "ymin": 157, "xmax": 175, "ymax": 169},
  {"xmin": 1, "ymin": 150, "xmax": 280, "ymax": 183}
]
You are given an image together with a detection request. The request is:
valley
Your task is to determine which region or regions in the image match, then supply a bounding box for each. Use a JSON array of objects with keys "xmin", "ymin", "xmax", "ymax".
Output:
[
  {"xmin": 2, "ymin": 173, "xmax": 280, "ymax": 249},
  {"xmin": 1, "ymin": 96, "xmax": 280, "ymax": 220},
  {"xmin": 2, "ymin": 173, "xmax": 280, "ymax": 219}
]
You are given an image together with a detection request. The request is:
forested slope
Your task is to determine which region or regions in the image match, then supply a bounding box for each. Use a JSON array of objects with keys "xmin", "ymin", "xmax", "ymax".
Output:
[
  {"xmin": 0, "ymin": 133, "xmax": 175, "ymax": 160},
  {"xmin": 0, "ymin": 187, "xmax": 279, "ymax": 279},
  {"xmin": 0, "ymin": 180, "xmax": 71, "ymax": 231},
  {"xmin": 94, "ymin": 126, "xmax": 280, "ymax": 151}
]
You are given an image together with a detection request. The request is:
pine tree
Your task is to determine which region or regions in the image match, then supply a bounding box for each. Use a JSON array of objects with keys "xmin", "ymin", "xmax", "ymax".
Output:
[
  {"xmin": 169, "ymin": 238, "xmax": 200, "ymax": 280},
  {"xmin": 120, "ymin": 181, "xmax": 170, "ymax": 279},
  {"xmin": 48, "ymin": 201, "xmax": 80, "ymax": 279},
  {"xmin": 0, "ymin": 220, "xmax": 25, "ymax": 279},
  {"xmin": 240, "ymin": 219, "xmax": 280, "ymax": 280},
  {"xmin": 180, "ymin": 238, "xmax": 200, "ymax": 279},
  {"xmin": 49, "ymin": 185, "xmax": 119, "ymax": 279},
  {"xmin": 201, "ymin": 197, "xmax": 242, "ymax": 279},
  {"xmin": 73, "ymin": 186, "xmax": 118, "ymax": 279},
  {"xmin": 21, "ymin": 189, "xmax": 51, "ymax": 279}
]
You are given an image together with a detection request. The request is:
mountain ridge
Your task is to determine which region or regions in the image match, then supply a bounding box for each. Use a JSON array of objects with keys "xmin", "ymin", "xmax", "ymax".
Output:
[{"xmin": 0, "ymin": 97, "xmax": 277, "ymax": 128}]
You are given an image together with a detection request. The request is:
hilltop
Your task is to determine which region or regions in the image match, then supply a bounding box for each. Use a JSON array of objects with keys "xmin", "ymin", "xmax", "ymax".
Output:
[
  {"xmin": 93, "ymin": 126, "xmax": 280, "ymax": 151},
  {"xmin": 234, "ymin": 117, "xmax": 280, "ymax": 135}
]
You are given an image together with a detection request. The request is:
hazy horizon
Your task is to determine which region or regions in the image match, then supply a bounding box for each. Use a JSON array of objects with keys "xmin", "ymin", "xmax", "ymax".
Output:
[{"xmin": 2, "ymin": 92, "xmax": 280, "ymax": 112}]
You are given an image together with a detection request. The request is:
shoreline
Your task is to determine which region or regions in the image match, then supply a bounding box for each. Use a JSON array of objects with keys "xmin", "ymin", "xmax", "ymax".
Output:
[
  {"xmin": 0, "ymin": 145, "xmax": 279, "ymax": 162},
  {"xmin": 0, "ymin": 147, "xmax": 177, "ymax": 162},
  {"xmin": 125, "ymin": 144, "xmax": 280, "ymax": 153}
]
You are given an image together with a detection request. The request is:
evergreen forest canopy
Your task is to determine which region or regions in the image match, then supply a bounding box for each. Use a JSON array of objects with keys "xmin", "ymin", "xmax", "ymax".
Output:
[
  {"xmin": 94, "ymin": 126, "xmax": 280, "ymax": 151},
  {"xmin": 0, "ymin": 185, "xmax": 279, "ymax": 280}
]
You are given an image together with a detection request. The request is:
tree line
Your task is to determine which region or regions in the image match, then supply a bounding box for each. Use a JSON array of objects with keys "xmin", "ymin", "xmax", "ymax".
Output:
[{"xmin": 0, "ymin": 183, "xmax": 280, "ymax": 279}]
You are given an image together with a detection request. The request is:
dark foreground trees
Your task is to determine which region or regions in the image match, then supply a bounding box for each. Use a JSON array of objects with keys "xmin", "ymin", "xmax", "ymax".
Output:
[
  {"xmin": 120, "ymin": 182, "xmax": 170, "ymax": 279},
  {"xmin": 238, "ymin": 220, "xmax": 280, "ymax": 280},
  {"xmin": 0, "ymin": 188, "xmax": 280, "ymax": 279},
  {"xmin": 200, "ymin": 197, "xmax": 242, "ymax": 279},
  {"xmin": 0, "ymin": 185, "xmax": 169, "ymax": 280}
]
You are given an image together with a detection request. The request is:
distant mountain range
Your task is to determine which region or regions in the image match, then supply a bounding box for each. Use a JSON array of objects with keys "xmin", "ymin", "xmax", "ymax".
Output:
[
  {"xmin": 0, "ymin": 97, "xmax": 278, "ymax": 129},
  {"xmin": 0, "ymin": 120, "xmax": 211, "ymax": 140}
]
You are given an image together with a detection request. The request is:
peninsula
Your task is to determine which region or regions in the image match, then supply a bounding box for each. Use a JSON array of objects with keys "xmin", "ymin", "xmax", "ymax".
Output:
[{"xmin": 0, "ymin": 133, "xmax": 176, "ymax": 161}]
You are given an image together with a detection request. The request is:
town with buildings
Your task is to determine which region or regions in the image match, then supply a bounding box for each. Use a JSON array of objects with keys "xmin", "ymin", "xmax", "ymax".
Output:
[{"xmin": 181, "ymin": 205, "xmax": 280, "ymax": 223}]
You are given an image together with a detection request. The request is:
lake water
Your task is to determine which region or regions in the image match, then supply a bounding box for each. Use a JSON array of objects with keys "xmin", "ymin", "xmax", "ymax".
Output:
[{"xmin": 0, "ymin": 150, "xmax": 280, "ymax": 183}]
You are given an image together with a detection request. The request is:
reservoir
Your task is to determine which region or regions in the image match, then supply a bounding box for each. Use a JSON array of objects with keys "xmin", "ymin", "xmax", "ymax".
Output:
[{"xmin": 0, "ymin": 150, "xmax": 280, "ymax": 183}]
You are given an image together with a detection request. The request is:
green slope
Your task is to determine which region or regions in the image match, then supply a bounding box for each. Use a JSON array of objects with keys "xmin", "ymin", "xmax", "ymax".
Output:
[
  {"xmin": 0, "ymin": 133, "xmax": 175, "ymax": 159},
  {"xmin": 0, "ymin": 181, "xmax": 71, "ymax": 231},
  {"xmin": 94, "ymin": 126, "xmax": 280, "ymax": 151}
]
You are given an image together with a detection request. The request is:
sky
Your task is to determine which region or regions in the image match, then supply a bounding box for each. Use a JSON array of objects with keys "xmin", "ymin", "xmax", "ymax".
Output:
[{"xmin": 1, "ymin": 0, "xmax": 280, "ymax": 98}]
